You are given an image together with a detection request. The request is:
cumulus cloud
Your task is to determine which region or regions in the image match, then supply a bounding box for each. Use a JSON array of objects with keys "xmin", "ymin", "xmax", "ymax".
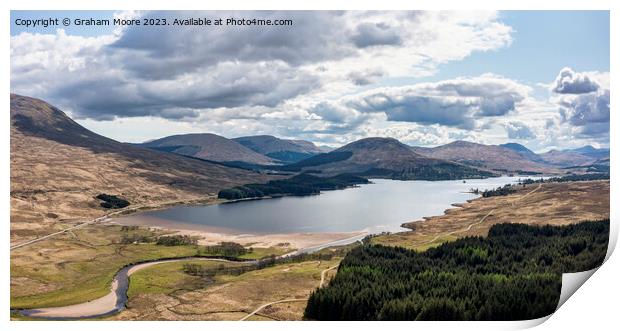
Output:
[
  {"xmin": 109, "ymin": 11, "xmax": 355, "ymax": 79},
  {"xmin": 550, "ymin": 68, "xmax": 610, "ymax": 138},
  {"xmin": 342, "ymin": 74, "xmax": 530, "ymax": 129},
  {"xmin": 350, "ymin": 22, "xmax": 403, "ymax": 48},
  {"xmin": 12, "ymin": 10, "xmax": 516, "ymax": 123},
  {"xmin": 559, "ymin": 89, "xmax": 610, "ymax": 136},
  {"xmin": 505, "ymin": 121, "xmax": 535, "ymax": 139},
  {"xmin": 346, "ymin": 68, "xmax": 384, "ymax": 86},
  {"xmin": 552, "ymin": 67, "xmax": 600, "ymax": 94}
]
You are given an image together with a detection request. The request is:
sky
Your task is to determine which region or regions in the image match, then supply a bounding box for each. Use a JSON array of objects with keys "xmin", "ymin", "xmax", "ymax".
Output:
[{"xmin": 10, "ymin": 10, "xmax": 610, "ymax": 152}]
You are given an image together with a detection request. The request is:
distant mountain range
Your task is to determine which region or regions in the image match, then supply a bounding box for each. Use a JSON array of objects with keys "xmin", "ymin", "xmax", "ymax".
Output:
[
  {"xmin": 412, "ymin": 141, "xmax": 553, "ymax": 174},
  {"xmin": 138, "ymin": 134, "xmax": 325, "ymax": 165},
  {"xmin": 279, "ymin": 137, "xmax": 494, "ymax": 180},
  {"xmin": 11, "ymin": 93, "xmax": 609, "ymax": 209},
  {"xmin": 233, "ymin": 135, "xmax": 323, "ymax": 163},
  {"xmin": 566, "ymin": 145, "xmax": 610, "ymax": 159},
  {"xmin": 499, "ymin": 143, "xmax": 544, "ymax": 163},
  {"xmin": 139, "ymin": 133, "xmax": 276, "ymax": 165},
  {"xmin": 138, "ymin": 128, "xmax": 608, "ymax": 175}
]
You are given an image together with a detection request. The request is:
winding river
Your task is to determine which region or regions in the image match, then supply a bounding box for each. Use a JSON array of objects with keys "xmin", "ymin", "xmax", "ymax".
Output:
[{"xmin": 18, "ymin": 257, "xmax": 254, "ymax": 320}]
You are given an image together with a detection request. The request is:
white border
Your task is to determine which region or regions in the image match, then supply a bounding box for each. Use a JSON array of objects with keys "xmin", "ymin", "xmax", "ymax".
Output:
[{"xmin": 3, "ymin": 1, "xmax": 617, "ymax": 331}]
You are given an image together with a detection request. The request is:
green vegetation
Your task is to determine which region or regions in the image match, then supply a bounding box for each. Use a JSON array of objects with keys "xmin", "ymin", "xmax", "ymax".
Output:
[
  {"xmin": 155, "ymin": 235, "xmax": 199, "ymax": 246},
  {"xmin": 477, "ymin": 173, "xmax": 610, "ymax": 198},
  {"xmin": 238, "ymin": 245, "xmax": 292, "ymax": 259},
  {"xmin": 127, "ymin": 260, "xmax": 240, "ymax": 298},
  {"xmin": 357, "ymin": 163, "xmax": 495, "ymax": 181},
  {"xmin": 305, "ymin": 220, "xmax": 609, "ymax": 320},
  {"xmin": 185, "ymin": 250, "xmax": 341, "ymax": 280},
  {"xmin": 118, "ymin": 225, "xmax": 156, "ymax": 244},
  {"xmin": 96, "ymin": 194, "xmax": 130, "ymax": 209},
  {"xmin": 521, "ymin": 173, "xmax": 609, "ymax": 185},
  {"xmin": 218, "ymin": 173, "xmax": 369, "ymax": 200},
  {"xmin": 563, "ymin": 164, "xmax": 610, "ymax": 173},
  {"xmin": 481, "ymin": 184, "xmax": 516, "ymax": 198},
  {"xmin": 202, "ymin": 241, "xmax": 248, "ymax": 257},
  {"xmin": 515, "ymin": 170, "xmax": 543, "ymax": 175},
  {"xmin": 11, "ymin": 235, "xmax": 200, "ymax": 309},
  {"xmin": 265, "ymin": 151, "xmax": 316, "ymax": 164},
  {"xmin": 277, "ymin": 151, "xmax": 353, "ymax": 171}
]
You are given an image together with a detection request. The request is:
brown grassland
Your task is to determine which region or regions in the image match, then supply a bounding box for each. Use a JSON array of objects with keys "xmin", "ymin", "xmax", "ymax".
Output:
[
  {"xmin": 109, "ymin": 259, "xmax": 340, "ymax": 321},
  {"xmin": 372, "ymin": 180, "xmax": 610, "ymax": 250},
  {"xmin": 10, "ymin": 180, "xmax": 609, "ymax": 320}
]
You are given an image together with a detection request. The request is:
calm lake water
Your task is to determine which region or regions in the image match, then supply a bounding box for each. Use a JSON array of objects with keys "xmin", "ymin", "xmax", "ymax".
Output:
[{"xmin": 121, "ymin": 176, "xmax": 536, "ymax": 235}]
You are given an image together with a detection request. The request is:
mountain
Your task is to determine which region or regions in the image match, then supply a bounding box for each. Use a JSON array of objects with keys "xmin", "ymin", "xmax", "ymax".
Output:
[
  {"xmin": 281, "ymin": 137, "xmax": 493, "ymax": 180},
  {"xmin": 316, "ymin": 145, "xmax": 335, "ymax": 153},
  {"xmin": 565, "ymin": 145, "xmax": 610, "ymax": 160},
  {"xmin": 10, "ymin": 94, "xmax": 271, "ymax": 241},
  {"xmin": 500, "ymin": 143, "xmax": 608, "ymax": 168},
  {"xmin": 412, "ymin": 140, "xmax": 553, "ymax": 174},
  {"xmin": 538, "ymin": 149, "xmax": 596, "ymax": 168},
  {"xmin": 140, "ymin": 133, "xmax": 275, "ymax": 164},
  {"xmin": 233, "ymin": 135, "xmax": 323, "ymax": 163},
  {"xmin": 499, "ymin": 143, "xmax": 544, "ymax": 163}
]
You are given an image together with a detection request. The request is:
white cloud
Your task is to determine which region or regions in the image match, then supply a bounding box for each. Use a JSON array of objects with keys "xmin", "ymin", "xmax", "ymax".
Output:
[
  {"xmin": 504, "ymin": 121, "xmax": 535, "ymax": 140},
  {"xmin": 552, "ymin": 67, "xmax": 600, "ymax": 94},
  {"xmin": 549, "ymin": 68, "xmax": 610, "ymax": 139},
  {"xmin": 339, "ymin": 74, "xmax": 530, "ymax": 129},
  {"xmin": 12, "ymin": 11, "xmax": 608, "ymax": 151},
  {"xmin": 11, "ymin": 10, "xmax": 514, "ymax": 123}
]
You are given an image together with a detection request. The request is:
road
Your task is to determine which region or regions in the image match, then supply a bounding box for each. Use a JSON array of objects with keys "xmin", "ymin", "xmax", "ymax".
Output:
[
  {"xmin": 238, "ymin": 299, "xmax": 307, "ymax": 321},
  {"xmin": 10, "ymin": 197, "xmax": 215, "ymax": 251},
  {"xmin": 10, "ymin": 214, "xmax": 110, "ymax": 251},
  {"xmin": 319, "ymin": 264, "xmax": 338, "ymax": 288}
]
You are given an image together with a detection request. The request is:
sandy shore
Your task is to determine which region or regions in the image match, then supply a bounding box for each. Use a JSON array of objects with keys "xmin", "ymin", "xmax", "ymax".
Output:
[{"xmin": 111, "ymin": 214, "xmax": 367, "ymax": 250}]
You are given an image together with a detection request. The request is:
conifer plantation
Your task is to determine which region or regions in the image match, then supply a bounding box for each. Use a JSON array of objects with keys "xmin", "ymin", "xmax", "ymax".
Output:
[{"xmin": 305, "ymin": 220, "xmax": 609, "ymax": 320}]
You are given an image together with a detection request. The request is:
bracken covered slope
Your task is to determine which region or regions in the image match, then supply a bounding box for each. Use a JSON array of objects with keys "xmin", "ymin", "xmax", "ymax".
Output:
[
  {"xmin": 412, "ymin": 140, "xmax": 556, "ymax": 173},
  {"xmin": 10, "ymin": 94, "xmax": 271, "ymax": 242}
]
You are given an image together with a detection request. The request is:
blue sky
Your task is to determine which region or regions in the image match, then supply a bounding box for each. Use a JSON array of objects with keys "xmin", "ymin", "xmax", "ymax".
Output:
[
  {"xmin": 435, "ymin": 11, "xmax": 609, "ymax": 84},
  {"xmin": 9, "ymin": 11, "xmax": 611, "ymax": 150},
  {"xmin": 379, "ymin": 11, "xmax": 609, "ymax": 88}
]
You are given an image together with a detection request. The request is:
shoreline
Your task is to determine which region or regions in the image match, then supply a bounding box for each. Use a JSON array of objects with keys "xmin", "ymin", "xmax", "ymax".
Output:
[
  {"xmin": 106, "ymin": 176, "xmax": 523, "ymax": 251},
  {"xmin": 110, "ymin": 215, "xmax": 368, "ymax": 251}
]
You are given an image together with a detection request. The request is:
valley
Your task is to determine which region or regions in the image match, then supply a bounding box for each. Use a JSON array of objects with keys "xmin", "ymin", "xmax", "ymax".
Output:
[{"xmin": 9, "ymin": 94, "xmax": 611, "ymax": 321}]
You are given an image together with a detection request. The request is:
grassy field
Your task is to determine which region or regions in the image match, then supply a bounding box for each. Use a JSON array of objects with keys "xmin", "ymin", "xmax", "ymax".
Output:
[
  {"xmin": 11, "ymin": 180, "xmax": 608, "ymax": 320},
  {"xmin": 10, "ymin": 224, "xmax": 202, "ymax": 309},
  {"xmin": 371, "ymin": 180, "xmax": 610, "ymax": 250},
  {"xmin": 126, "ymin": 260, "xmax": 245, "ymax": 298},
  {"xmin": 373, "ymin": 233, "xmax": 457, "ymax": 251},
  {"xmin": 10, "ymin": 223, "xmax": 292, "ymax": 310},
  {"xmin": 112, "ymin": 258, "xmax": 341, "ymax": 320},
  {"xmin": 238, "ymin": 245, "xmax": 294, "ymax": 259}
]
